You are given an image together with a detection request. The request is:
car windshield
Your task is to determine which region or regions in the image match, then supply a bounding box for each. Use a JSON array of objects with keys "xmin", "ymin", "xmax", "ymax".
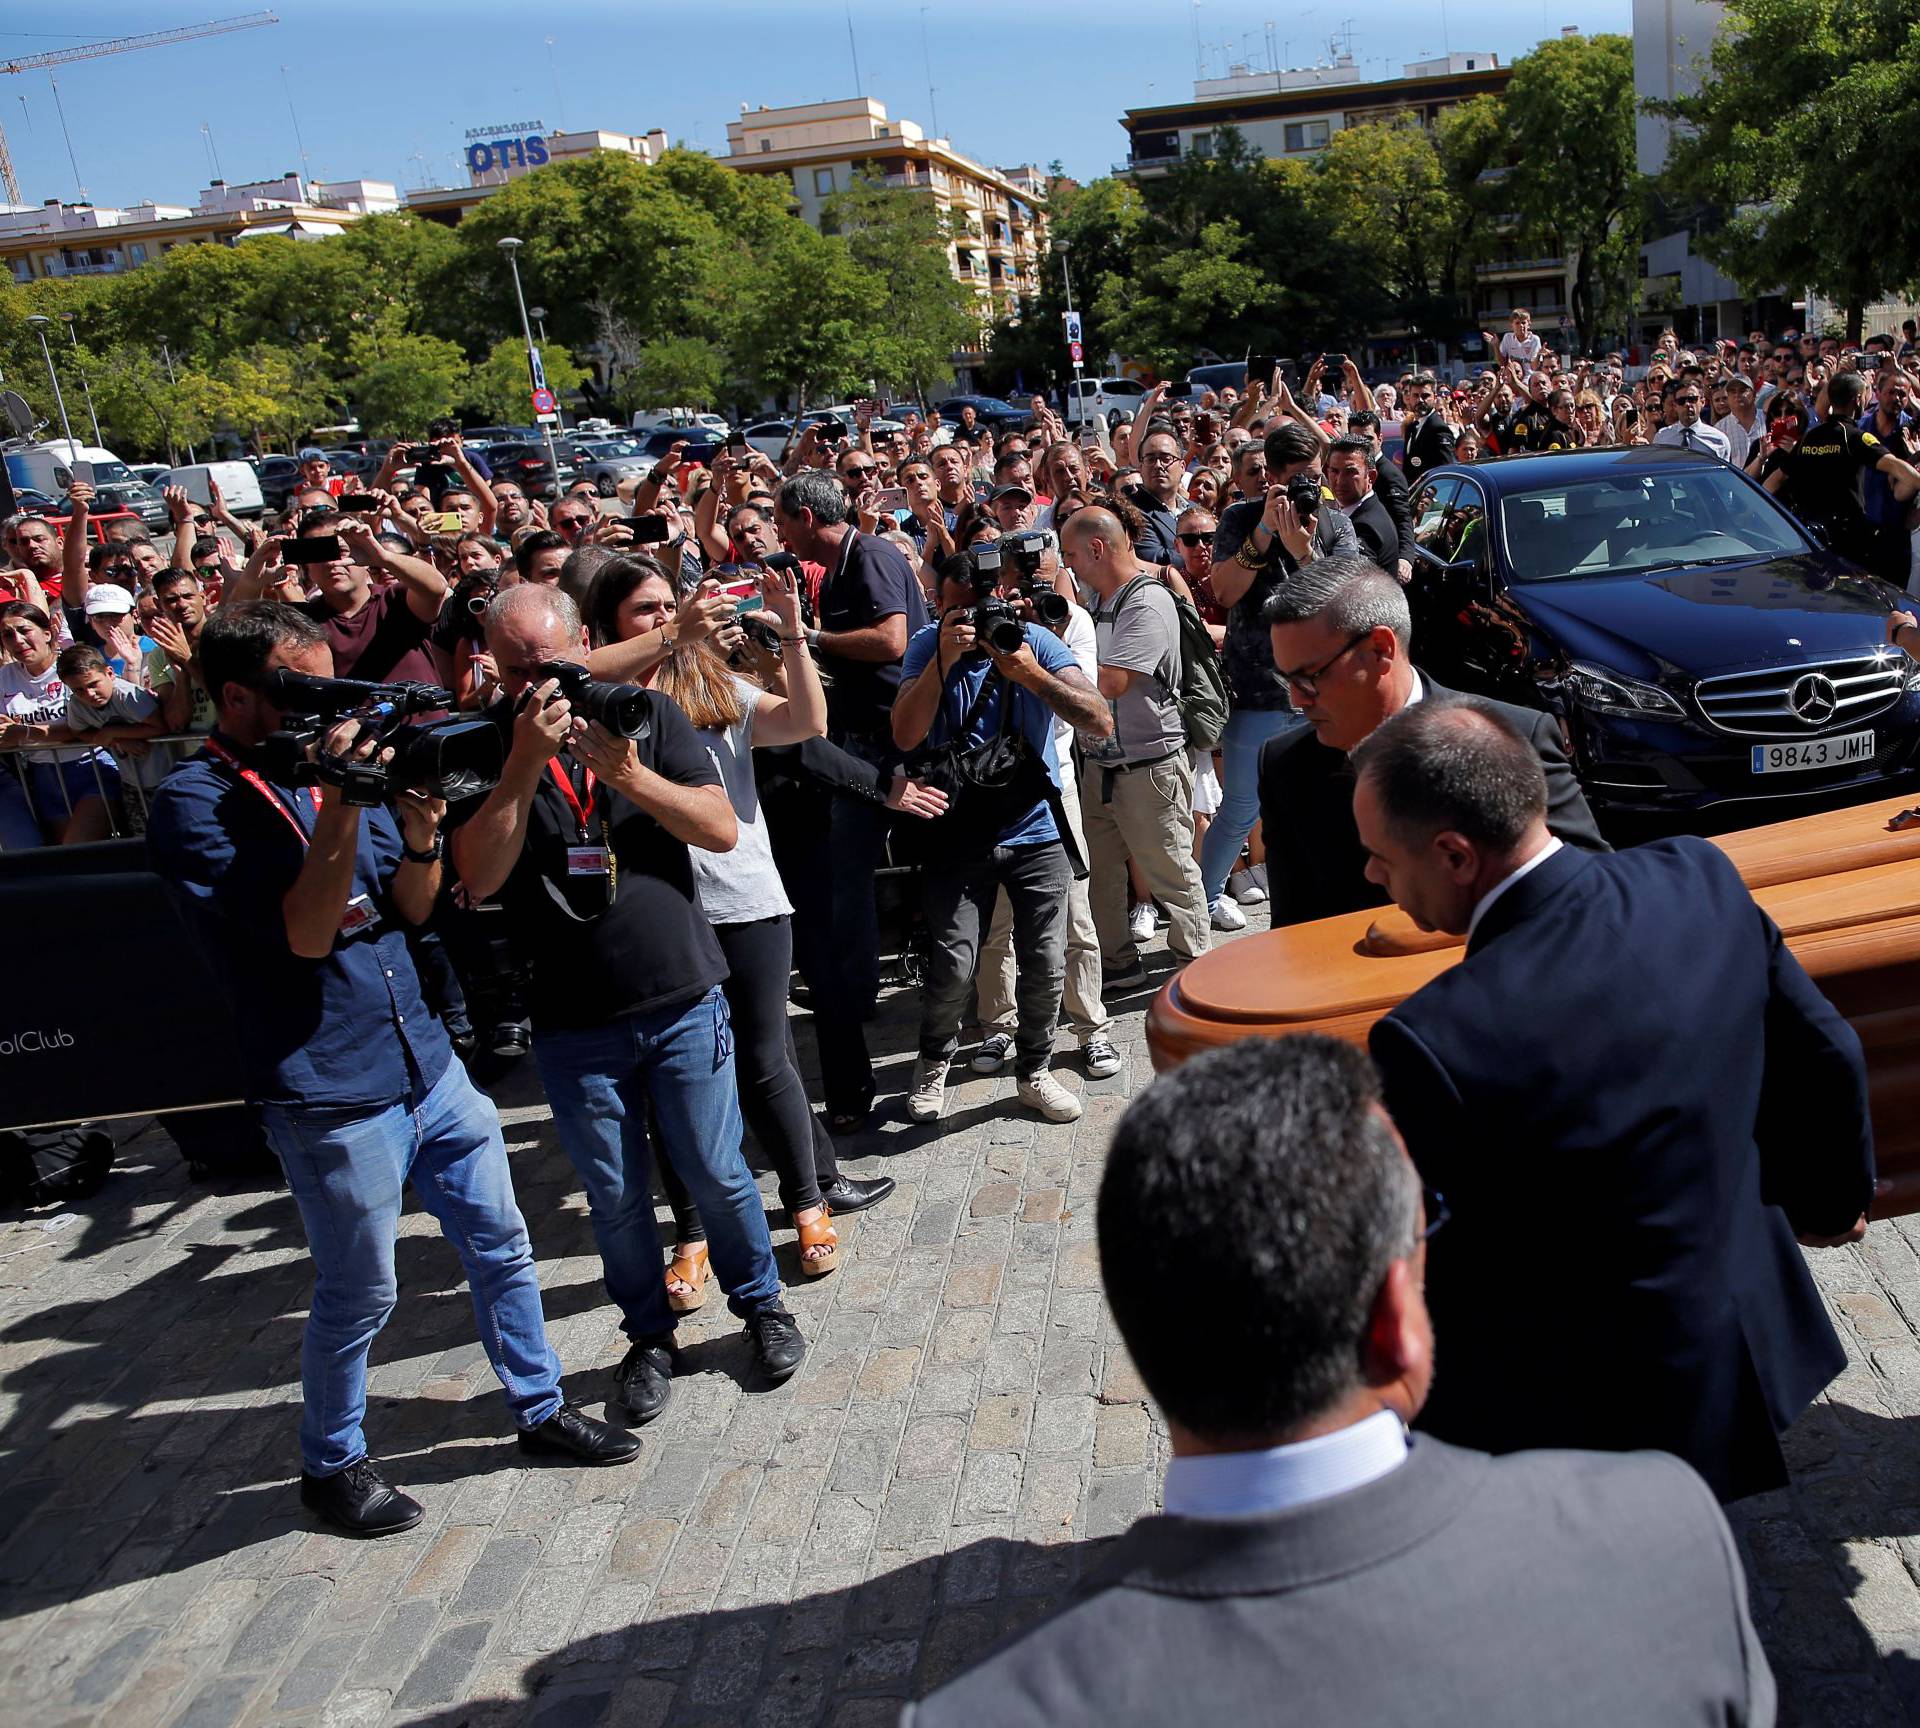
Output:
[
  {"xmin": 88, "ymin": 461, "xmax": 137, "ymax": 485},
  {"xmin": 594, "ymin": 440, "xmax": 645, "ymax": 457},
  {"xmin": 1499, "ymin": 469, "xmax": 1809, "ymax": 582}
]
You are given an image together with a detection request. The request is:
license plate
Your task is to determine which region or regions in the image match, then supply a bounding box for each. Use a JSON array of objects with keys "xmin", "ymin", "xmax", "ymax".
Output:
[{"xmin": 1750, "ymin": 730, "xmax": 1875, "ymax": 774}]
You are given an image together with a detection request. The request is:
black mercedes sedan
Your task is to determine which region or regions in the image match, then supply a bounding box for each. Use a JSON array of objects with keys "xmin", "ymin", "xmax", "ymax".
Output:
[{"xmin": 1402, "ymin": 447, "xmax": 1920, "ymax": 812}]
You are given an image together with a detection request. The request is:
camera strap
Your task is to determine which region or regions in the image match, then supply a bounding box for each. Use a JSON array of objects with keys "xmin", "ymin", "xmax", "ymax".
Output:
[
  {"xmin": 203, "ymin": 738, "xmax": 320, "ymax": 849},
  {"xmin": 545, "ymin": 759, "xmax": 599, "ymax": 842}
]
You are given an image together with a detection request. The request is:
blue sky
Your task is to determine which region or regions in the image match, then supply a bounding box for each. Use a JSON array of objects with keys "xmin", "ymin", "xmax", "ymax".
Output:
[{"xmin": 2, "ymin": 0, "xmax": 1629, "ymax": 210}]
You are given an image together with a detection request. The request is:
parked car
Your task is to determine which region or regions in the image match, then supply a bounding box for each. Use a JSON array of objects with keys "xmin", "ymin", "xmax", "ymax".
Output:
[
  {"xmin": 934, "ymin": 394, "xmax": 1030, "ymax": 430},
  {"xmin": 639, "ymin": 427, "xmax": 721, "ymax": 467},
  {"xmin": 5, "ymin": 443, "xmax": 169, "ymax": 529},
  {"xmin": 631, "ymin": 408, "xmax": 730, "ymax": 438},
  {"xmin": 257, "ymin": 455, "xmax": 300, "ymax": 511},
  {"xmin": 322, "ymin": 449, "xmax": 381, "ymax": 485},
  {"xmin": 161, "ymin": 459, "xmax": 265, "ymax": 517},
  {"xmin": 1065, "ymin": 376, "xmax": 1149, "ymax": 428},
  {"xmin": 128, "ymin": 462, "xmax": 171, "ymax": 489},
  {"xmin": 1403, "ymin": 445, "xmax": 1920, "ymax": 814},
  {"xmin": 483, "ymin": 441, "xmax": 581, "ymax": 501},
  {"xmin": 572, "ymin": 438, "xmax": 653, "ymax": 497}
]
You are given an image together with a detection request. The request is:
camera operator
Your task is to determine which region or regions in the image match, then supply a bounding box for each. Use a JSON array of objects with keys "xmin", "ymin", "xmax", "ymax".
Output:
[
  {"xmin": 1201, "ymin": 422, "xmax": 1358, "ymax": 921},
  {"xmin": 450, "ymin": 583, "xmax": 808, "ymax": 1421},
  {"xmin": 890, "ymin": 546, "xmax": 1110, "ymax": 1125},
  {"xmin": 146, "ymin": 601, "xmax": 636, "ymax": 1537}
]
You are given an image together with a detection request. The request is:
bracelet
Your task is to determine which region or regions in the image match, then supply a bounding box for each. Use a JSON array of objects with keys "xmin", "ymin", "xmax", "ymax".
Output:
[{"xmin": 402, "ymin": 836, "xmax": 443, "ymax": 863}]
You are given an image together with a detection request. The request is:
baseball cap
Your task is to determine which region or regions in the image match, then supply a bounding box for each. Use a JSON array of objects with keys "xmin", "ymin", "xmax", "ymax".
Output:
[
  {"xmin": 84, "ymin": 582, "xmax": 135, "ymax": 616},
  {"xmin": 297, "ymin": 446, "xmax": 327, "ymax": 462},
  {"xmin": 990, "ymin": 482, "xmax": 1034, "ymax": 505}
]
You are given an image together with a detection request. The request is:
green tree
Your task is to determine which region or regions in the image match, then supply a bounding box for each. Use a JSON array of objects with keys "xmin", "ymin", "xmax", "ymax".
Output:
[
  {"xmin": 727, "ymin": 224, "xmax": 885, "ymax": 413},
  {"xmin": 822, "ymin": 173, "xmax": 975, "ymax": 401},
  {"xmin": 464, "ymin": 337, "xmax": 588, "ymax": 423},
  {"xmin": 1310, "ymin": 119, "xmax": 1460, "ymax": 335},
  {"xmin": 1501, "ymin": 32, "xmax": 1643, "ymax": 351},
  {"xmin": 1653, "ymin": 0, "xmax": 1920, "ymax": 341},
  {"xmin": 346, "ymin": 327, "xmax": 468, "ymax": 437},
  {"xmin": 617, "ymin": 336, "xmax": 727, "ymax": 413},
  {"xmin": 1093, "ymin": 218, "xmax": 1277, "ymax": 375}
]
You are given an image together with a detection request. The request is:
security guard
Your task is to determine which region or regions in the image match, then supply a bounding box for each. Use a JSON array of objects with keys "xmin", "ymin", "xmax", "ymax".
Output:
[{"xmin": 1765, "ymin": 372, "xmax": 1920, "ymax": 563}]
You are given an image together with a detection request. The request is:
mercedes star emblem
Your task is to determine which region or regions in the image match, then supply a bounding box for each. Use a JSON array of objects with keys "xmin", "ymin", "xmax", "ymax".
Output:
[{"xmin": 1789, "ymin": 673, "xmax": 1840, "ymax": 726}]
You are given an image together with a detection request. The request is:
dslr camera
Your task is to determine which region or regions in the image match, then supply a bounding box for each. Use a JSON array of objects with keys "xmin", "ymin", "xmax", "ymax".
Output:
[
  {"xmin": 259, "ymin": 669, "xmax": 504, "ymax": 807},
  {"xmin": 963, "ymin": 532, "xmax": 1069, "ymax": 651},
  {"xmin": 532, "ymin": 661, "xmax": 654, "ymax": 739},
  {"xmin": 1285, "ymin": 471, "xmax": 1325, "ymax": 525}
]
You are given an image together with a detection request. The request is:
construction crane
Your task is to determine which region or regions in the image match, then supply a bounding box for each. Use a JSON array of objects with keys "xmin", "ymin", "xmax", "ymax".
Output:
[{"xmin": 0, "ymin": 13, "xmax": 280, "ymax": 204}]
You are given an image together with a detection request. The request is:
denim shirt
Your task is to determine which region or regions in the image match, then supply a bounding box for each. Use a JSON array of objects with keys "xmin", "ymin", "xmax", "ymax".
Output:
[{"xmin": 146, "ymin": 737, "xmax": 451, "ymax": 1113}]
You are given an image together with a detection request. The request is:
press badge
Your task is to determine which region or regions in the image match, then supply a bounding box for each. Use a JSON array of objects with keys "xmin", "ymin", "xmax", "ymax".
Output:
[
  {"xmin": 338, "ymin": 894, "xmax": 381, "ymax": 937},
  {"xmin": 567, "ymin": 845, "xmax": 612, "ymax": 877}
]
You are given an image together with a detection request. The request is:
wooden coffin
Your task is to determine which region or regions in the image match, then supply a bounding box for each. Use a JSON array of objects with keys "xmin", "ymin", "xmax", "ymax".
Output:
[{"xmin": 1145, "ymin": 791, "xmax": 1920, "ymax": 1217}]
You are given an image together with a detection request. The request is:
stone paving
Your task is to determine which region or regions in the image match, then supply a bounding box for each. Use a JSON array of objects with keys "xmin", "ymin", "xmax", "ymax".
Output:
[{"xmin": 6, "ymin": 915, "xmax": 1920, "ymax": 1725}]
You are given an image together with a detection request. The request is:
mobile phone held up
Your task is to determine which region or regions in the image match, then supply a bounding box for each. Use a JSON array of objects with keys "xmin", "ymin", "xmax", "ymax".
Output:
[
  {"xmin": 280, "ymin": 536, "xmax": 340, "ymax": 564},
  {"xmin": 627, "ymin": 516, "xmax": 675, "ymax": 545}
]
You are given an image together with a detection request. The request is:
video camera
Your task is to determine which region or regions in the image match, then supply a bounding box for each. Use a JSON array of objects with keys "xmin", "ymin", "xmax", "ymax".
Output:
[
  {"xmin": 963, "ymin": 530, "xmax": 1069, "ymax": 651},
  {"xmin": 533, "ymin": 661, "xmax": 653, "ymax": 739},
  {"xmin": 259, "ymin": 669, "xmax": 504, "ymax": 807}
]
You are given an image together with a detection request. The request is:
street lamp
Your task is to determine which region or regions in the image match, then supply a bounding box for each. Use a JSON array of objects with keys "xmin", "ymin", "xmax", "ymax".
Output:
[
  {"xmin": 496, "ymin": 238, "xmax": 563, "ymax": 485},
  {"xmin": 1056, "ymin": 239, "xmax": 1083, "ymax": 409},
  {"xmin": 59, "ymin": 312, "xmax": 103, "ymax": 448},
  {"xmin": 528, "ymin": 305, "xmax": 549, "ymax": 345},
  {"xmin": 23, "ymin": 316, "xmax": 76, "ymax": 456}
]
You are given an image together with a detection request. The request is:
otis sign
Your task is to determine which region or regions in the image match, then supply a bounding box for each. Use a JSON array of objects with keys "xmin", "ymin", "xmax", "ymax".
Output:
[{"xmin": 465, "ymin": 121, "xmax": 549, "ymax": 177}]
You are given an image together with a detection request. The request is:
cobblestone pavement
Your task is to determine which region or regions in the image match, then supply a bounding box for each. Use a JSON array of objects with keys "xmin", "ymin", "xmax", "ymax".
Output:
[{"xmin": 6, "ymin": 915, "xmax": 1920, "ymax": 1726}]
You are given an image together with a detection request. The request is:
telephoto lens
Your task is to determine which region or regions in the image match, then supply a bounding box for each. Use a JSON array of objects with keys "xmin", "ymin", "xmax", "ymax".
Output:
[{"xmin": 536, "ymin": 661, "xmax": 654, "ymax": 740}]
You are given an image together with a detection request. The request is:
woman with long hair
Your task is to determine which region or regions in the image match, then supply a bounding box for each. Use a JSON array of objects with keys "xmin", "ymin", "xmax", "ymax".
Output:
[{"xmin": 588, "ymin": 556, "xmax": 894, "ymax": 1302}]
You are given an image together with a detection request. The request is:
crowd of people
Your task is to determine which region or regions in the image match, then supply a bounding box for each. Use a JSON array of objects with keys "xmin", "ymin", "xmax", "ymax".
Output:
[{"xmin": 0, "ymin": 314, "xmax": 1903, "ymax": 1715}]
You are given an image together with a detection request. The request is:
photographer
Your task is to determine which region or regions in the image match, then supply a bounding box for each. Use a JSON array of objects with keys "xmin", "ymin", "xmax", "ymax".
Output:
[
  {"xmin": 146, "ymin": 601, "xmax": 636, "ymax": 1537},
  {"xmin": 1202, "ymin": 422, "xmax": 1358, "ymax": 923},
  {"xmin": 450, "ymin": 583, "xmax": 807, "ymax": 1423},
  {"xmin": 890, "ymin": 549, "xmax": 1111, "ymax": 1126}
]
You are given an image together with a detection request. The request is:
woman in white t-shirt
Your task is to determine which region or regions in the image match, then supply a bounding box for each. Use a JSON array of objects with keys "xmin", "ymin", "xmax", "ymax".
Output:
[{"xmin": 0, "ymin": 601, "xmax": 119, "ymax": 847}]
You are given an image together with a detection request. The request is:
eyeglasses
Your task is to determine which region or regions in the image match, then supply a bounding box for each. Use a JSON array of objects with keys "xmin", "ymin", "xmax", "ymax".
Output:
[
  {"xmin": 1141, "ymin": 450, "xmax": 1181, "ymax": 466},
  {"xmin": 1276, "ymin": 628, "xmax": 1375, "ymax": 699},
  {"xmin": 1419, "ymin": 1187, "xmax": 1450, "ymax": 1244},
  {"xmin": 1176, "ymin": 532, "xmax": 1211, "ymax": 548},
  {"xmin": 841, "ymin": 465, "xmax": 877, "ymax": 481}
]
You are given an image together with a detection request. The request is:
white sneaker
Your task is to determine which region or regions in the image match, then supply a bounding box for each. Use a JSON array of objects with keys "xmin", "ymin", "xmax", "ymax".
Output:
[
  {"xmin": 905, "ymin": 1058, "xmax": 949, "ymax": 1122},
  {"xmin": 1083, "ymin": 1036, "xmax": 1123, "ymax": 1079},
  {"xmin": 1228, "ymin": 867, "xmax": 1268, "ymax": 905},
  {"xmin": 1210, "ymin": 894, "xmax": 1248, "ymax": 932},
  {"xmin": 1128, "ymin": 902, "xmax": 1157, "ymax": 945},
  {"xmin": 1017, "ymin": 1070, "xmax": 1084, "ymax": 1123},
  {"xmin": 1248, "ymin": 862, "xmax": 1269, "ymax": 895},
  {"xmin": 971, "ymin": 1032, "xmax": 1015, "ymax": 1074}
]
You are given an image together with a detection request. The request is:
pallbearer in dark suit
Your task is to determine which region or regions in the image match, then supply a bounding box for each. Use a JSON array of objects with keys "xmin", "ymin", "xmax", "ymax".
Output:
[
  {"xmin": 1401, "ymin": 373, "xmax": 1458, "ymax": 479},
  {"xmin": 1255, "ymin": 555, "xmax": 1605, "ymax": 927},
  {"xmin": 1354, "ymin": 696, "xmax": 1874, "ymax": 1501},
  {"xmin": 909, "ymin": 1036, "xmax": 1776, "ymax": 1726}
]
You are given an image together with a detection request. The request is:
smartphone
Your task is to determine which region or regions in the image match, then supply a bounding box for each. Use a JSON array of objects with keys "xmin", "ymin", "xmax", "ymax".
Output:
[
  {"xmin": 874, "ymin": 486, "xmax": 908, "ymax": 512},
  {"xmin": 168, "ymin": 466, "xmax": 213, "ymax": 506},
  {"xmin": 1323, "ymin": 353, "xmax": 1347, "ymax": 373},
  {"xmin": 724, "ymin": 432, "xmax": 749, "ymax": 452},
  {"xmin": 325, "ymin": 476, "xmax": 346, "ymax": 497},
  {"xmin": 281, "ymin": 536, "xmax": 340, "ymax": 564},
  {"xmin": 430, "ymin": 510, "xmax": 463, "ymax": 534},
  {"xmin": 1245, "ymin": 355, "xmax": 1276, "ymax": 382},
  {"xmin": 69, "ymin": 459, "xmax": 97, "ymax": 488},
  {"xmin": 718, "ymin": 578, "xmax": 762, "ymax": 613},
  {"xmin": 338, "ymin": 494, "xmax": 385, "ymax": 515},
  {"xmin": 628, "ymin": 516, "xmax": 674, "ymax": 545},
  {"xmin": 815, "ymin": 418, "xmax": 846, "ymax": 440}
]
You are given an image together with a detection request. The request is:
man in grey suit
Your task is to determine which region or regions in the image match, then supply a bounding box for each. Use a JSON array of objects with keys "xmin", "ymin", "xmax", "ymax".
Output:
[{"xmin": 907, "ymin": 1036, "xmax": 1775, "ymax": 1726}]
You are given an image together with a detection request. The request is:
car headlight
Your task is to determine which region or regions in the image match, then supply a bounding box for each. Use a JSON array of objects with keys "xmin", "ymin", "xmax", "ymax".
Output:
[
  {"xmin": 1558, "ymin": 661, "xmax": 1687, "ymax": 718},
  {"xmin": 1906, "ymin": 663, "xmax": 1920, "ymax": 692}
]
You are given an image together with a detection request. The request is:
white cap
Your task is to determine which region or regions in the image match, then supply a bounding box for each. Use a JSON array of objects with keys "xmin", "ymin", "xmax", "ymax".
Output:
[{"xmin": 84, "ymin": 582, "xmax": 135, "ymax": 616}]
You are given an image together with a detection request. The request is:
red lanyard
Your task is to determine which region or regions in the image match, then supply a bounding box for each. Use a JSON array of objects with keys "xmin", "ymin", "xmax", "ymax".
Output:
[
  {"xmin": 204, "ymin": 737, "xmax": 321, "ymax": 849},
  {"xmin": 546, "ymin": 760, "xmax": 598, "ymax": 841}
]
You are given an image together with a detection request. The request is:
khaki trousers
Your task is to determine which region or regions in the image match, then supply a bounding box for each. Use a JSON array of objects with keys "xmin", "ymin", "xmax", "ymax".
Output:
[{"xmin": 1079, "ymin": 751, "xmax": 1212, "ymax": 969}]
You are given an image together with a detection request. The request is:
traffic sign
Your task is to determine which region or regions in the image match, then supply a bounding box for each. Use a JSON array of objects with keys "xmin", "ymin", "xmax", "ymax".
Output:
[
  {"xmin": 1069, "ymin": 340, "xmax": 1084, "ymax": 364},
  {"xmin": 531, "ymin": 386, "xmax": 556, "ymax": 415},
  {"xmin": 1064, "ymin": 311, "xmax": 1083, "ymax": 346}
]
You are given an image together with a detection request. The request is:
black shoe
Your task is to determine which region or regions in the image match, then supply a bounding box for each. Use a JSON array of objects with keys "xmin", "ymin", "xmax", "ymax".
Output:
[
  {"xmin": 817, "ymin": 1174, "xmax": 896, "ymax": 1215},
  {"xmin": 447, "ymin": 1021, "xmax": 478, "ymax": 1059},
  {"xmin": 299, "ymin": 1458, "xmax": 424, "ymax": 1538},
  {"xmin": 746, "ymin": 1304, "xmax": 807, "ymax": 1384},
  {"xmin": 1103, "ymin": 961, "xmax": 1149, "ymax": 992},
  {"xmin": 613, "ymin": 1335, "xmax": 681, "ymax": 1425},
  {"xmin": 517, "ymin": 1401, "xmax": 642, "ymax": 1465},
  {"xmin": 491, "ymin": 1021, "xmax": 531, "ymax": 1059}
]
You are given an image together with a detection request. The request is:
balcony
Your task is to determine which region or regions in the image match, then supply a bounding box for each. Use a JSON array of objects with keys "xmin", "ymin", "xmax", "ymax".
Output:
[{"xmin": 1476, "ymin": 256, "xmax": 1567, "ymax": 277}]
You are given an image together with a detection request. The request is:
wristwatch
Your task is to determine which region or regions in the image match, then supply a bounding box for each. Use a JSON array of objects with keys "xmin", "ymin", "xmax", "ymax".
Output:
[{"xmin": 402, "ymin": 836, "xmax": 443, "ymax": 863}]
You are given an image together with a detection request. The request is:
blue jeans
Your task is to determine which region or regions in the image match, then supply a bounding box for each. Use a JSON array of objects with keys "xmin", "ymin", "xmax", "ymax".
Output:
[
  {"xmin": 1198, "ymin": 706, "xmax": 1309, "ymax": 902},
  {"xmin": 0, "ymin": 755, "xmax": 121, "ymax": 849},
  {"xmin": 533, "ymin": 986, "xmax": 782, "ymax": 1332},
  {"xmin": 260, "ymin": 1058, "xmax": 563, "ymax": 1477}
]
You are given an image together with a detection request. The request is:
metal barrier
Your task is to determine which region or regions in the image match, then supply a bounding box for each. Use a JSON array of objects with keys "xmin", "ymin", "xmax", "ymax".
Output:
[{"xmin": 0, "ymin": 730, "xmax": 209, "ymax": 849}]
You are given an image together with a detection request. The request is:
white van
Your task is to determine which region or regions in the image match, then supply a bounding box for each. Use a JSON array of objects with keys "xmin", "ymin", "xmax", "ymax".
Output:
[
  {"xmin": 5, "ymin": 441, "xmax": 170, "ymax": 528},
  {"xmin": 1065, "ymin": 376, "xmax": 1149, "ymax": 428},
  {"xmin": 161, "ymin": 460, "xmax": 265, "ymax": 518}
]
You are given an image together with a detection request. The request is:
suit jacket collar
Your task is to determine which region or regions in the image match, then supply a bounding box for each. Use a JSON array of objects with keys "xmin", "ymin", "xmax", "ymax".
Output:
[
  {"xmin": 1463, "ymin": 839, "xmax": 1594, "ymax": 957},
  {"xmin": 1085, "ymin": 1437, "xmax": 1490, "ymax": 1600}
]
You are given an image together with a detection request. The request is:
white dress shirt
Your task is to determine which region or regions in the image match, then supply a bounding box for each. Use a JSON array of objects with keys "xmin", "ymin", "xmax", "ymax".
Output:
[
  {"xmin": 1716, "ymin": 412, "xmax": 1758, "ymax": 469},
  {"xmin": 1653, "ymin": 419, "xmax": 1733, "ymax": 462},
  {"xmin": 1466, "ymin": 835, "xmax": 1564, "ymax": 944},
  {"xmin": 1162, "ymin": 1409, "xmax": 1410, "ymax": 1520}
]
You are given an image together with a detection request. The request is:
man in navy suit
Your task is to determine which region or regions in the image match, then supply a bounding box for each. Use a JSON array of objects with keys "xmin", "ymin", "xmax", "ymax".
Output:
[{"xmin": 1353, "ymin": 696, "xmax": 1873, "ymax": 1501}]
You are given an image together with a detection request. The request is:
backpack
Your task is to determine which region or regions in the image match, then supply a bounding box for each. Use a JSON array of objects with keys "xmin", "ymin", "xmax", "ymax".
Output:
[{"xmin": 1111, "ymin": 577, "xmax": 1229, "ymax": 752}]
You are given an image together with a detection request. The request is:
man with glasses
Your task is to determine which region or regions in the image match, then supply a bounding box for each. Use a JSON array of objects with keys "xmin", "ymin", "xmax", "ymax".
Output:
[
  {"xmin": 917, "ymin": 1034, "xmax": 1775, "ymax": 1724},
  {"xmin": 1357, "ymin": 695, "xmax": 1872, "ymax": 1502},
  {"xmin": 1255, "ymin": 556, "xmax": 1602, "ymax": 928},
  {"xmin": 1652, "ymin": 383, "xmax": 1733, "ymax": 460},
  {"xmin": 1130, "ymin": 426, "xmax": 1186, "ymax": 566}
]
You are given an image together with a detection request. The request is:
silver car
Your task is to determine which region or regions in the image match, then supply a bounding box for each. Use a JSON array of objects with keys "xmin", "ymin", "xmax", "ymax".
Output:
[{"xmin": 573, "ymin": 438, "xmax": 653, "ymax": 498}]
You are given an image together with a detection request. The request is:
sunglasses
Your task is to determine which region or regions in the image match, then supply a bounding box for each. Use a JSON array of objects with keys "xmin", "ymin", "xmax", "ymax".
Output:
[
  {"xmin": 840, "ymin": 465, "xmax": 877, "ymax": 481},
  {"xmin": 1176, "ymin": 532, "xmax": 1211, "ymax": 548}
]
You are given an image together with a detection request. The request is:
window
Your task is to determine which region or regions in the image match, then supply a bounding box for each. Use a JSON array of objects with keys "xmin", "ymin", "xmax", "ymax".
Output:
[
  {"xmin": 128, "ymin": 243, "xmax": 147, "ymax": 263},
  {"xmin": 1284, "ymin": 120, "xmax": 1331, "ymax": 152},
  {"xmin": 813, "ymin": 167, "xmax": 835, "ymax": 196},
  {"xmin": 1187, "ymin": 131, "xmax": 1215, "ymax": 159},
  {"xmin": 758, "ymin": 139, "xmax": 772, "ymax": 153},
  {"xmin": 9, "ymin": 258, "xmax": 31, "ymax": 282}
]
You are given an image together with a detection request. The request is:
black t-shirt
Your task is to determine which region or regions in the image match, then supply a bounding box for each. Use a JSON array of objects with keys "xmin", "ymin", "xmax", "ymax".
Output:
[
  {"xmin": 470, "ymin": 692, "xmax": 728, "ymax": 1031},
  {"xmin": 816, "ymin": 528, "xmax": 929, "ymax": 743},
  {"xmin": 1211, "ymin": 498, "xmax": 1360, "ymax": 709},
  {"xmin": 1786, "ymin": 418, "xmax": 1888, "ymax": 538}
]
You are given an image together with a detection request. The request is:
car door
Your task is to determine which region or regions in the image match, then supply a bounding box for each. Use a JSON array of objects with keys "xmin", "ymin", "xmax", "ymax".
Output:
[{"xmin": 1407, "ymin": 473, "xmax": 1506, "ymax": 693}]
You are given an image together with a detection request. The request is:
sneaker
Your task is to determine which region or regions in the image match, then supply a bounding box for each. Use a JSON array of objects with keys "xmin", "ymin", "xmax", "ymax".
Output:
[
  {"xmin": 1017, "ymin": 1071, "xmax": 1084, "ymax": 1123},
  {"xmin": 1228, "ymin": 868, "xmax": 1268, "ymax": 905},
  {"xmin": 905, "ymin": 1057, "xmax": 950, "ymax": 1123},
  {"xmin": 970, "ymin": 1031, "xmax": 1015, "ymax": 1074},
  {"xmin": 1103, "ymin": 959, "xmax": 1149, "ymax": 992},
  {"xmin": 1127, "ymin": 902, "xmax": 1157, "ymax": 945},
  {"xmin": 1248, "ymin": 862, "xmax": 1269, "ymax": 895},
  {"xmin": 1083, "ymin": 1036, "xmax": 1123, "ymax": 1079},
  {"xmin": 1210, "ymin": 895, "xmax": 1248, "ymax": 932}
]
